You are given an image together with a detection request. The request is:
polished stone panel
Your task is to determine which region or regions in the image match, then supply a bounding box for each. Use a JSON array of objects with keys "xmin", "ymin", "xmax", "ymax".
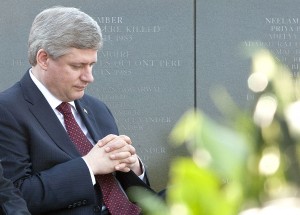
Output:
[
  {"xmin": 0, "ymin": 0, "xmax": 194, "ymax": 191},
  {"xmin": 197, "ymin": 1, "xmax": 300, "ymax": 121}
]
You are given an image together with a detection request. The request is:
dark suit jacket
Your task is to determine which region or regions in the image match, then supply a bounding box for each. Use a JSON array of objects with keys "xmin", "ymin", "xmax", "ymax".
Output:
[
  {"xmin": 0, "ymin": 71, "xmax": 153, "ymax": 215},
  {"xmin": 0, "ymin": 162, "xmax": 30, "ymax": 215}
]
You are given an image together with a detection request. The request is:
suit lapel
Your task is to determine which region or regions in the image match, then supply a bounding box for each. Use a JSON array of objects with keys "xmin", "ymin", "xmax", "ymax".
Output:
[
  {"xmin": 20, "ymin": 72, "xmax": 80, "ymax": 158},
  {"xmin": 30, "ymin": 101, "xmax": 80, "ymax": 158},
  {"xmin": 75, "ymin": 99, "xmax": 104, "ymax": 143}
]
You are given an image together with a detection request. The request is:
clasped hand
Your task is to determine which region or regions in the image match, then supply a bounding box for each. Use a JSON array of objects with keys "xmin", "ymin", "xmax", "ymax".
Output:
[{"xmin": 83, "ymin": 134, "xmax": 141, "ymax": 175}]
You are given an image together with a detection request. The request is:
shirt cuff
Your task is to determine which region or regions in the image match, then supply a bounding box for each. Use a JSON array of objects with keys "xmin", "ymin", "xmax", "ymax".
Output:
[
  {"xmin": 137, "ymin": 157, "xmax": 146, "ymax": 182},
  {"xmin": 82, "ymin": 157, "xmax": 96, "ymax": 185}
]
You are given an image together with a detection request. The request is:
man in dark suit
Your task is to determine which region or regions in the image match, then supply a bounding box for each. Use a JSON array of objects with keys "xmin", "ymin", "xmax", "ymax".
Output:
[
  {"xmin": 0, "ymin": 162, "xmax": 30, "ymax": 215},
  {"xmin": 0, "ymin": 6, "xmax": 154, "ymax": 215}
]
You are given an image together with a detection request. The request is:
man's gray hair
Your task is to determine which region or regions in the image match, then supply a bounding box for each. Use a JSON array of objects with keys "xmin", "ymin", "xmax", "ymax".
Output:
[{"xmin": 28, "ymin": 6, "xmax": 102, "ymax": 66}]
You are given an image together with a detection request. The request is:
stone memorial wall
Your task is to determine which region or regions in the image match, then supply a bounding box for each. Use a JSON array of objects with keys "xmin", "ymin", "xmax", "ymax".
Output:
[
  {"xmin": 0, "ymin": 0, "xmax": 193, "ymax": 191},
  {"xmin": 197, "ymin": 1, "xmax": 300, "ymax": 120},
  {"xmin": 3, "ymin": 0, "xmax": 299, "ymax": 193}
]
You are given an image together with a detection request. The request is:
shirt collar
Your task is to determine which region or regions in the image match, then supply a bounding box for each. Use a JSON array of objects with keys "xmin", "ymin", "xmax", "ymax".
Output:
[{"xmin": 29, "ymin": 69, "xmax": 76, "ymax": 110}]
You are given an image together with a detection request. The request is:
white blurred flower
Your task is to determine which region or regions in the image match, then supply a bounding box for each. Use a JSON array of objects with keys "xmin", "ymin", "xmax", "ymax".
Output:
[
  {"xmin": 253, "ymin": 95, "xmax": 277, "ymax": 127},
  {"xmin": 252, "ymin": 50, "xmax": 276, "ymax": 79},
  {"xmin": 193, "ymin": 148, "xmax": 212, "ymax": 168},
  {"xmin": 248, "ymin": 72, "xmax": 269, "ymax": 92},
  {"xmin": 239, "ymin": 198, "xmax": 300, "ymax": 215},
  {"xmin": 258, "ymin": 147, "xmax": 280, "ymax": 176},
  {"xmin": 285, "ymin": 101, "xmax": 300, "ymax": 137},
  {"xmin": 170, "ymin": 204, "xmax": 188, "ymax": 215}
]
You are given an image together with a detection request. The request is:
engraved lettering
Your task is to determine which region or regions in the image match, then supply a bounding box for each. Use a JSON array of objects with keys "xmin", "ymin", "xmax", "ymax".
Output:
[
  {"xmin": 126, "ymin": 25, "xmax": 160, "ymax": 33},
  {"xmin": 97, "ymin": 16, "xmax": 123, "ymax": 24},
  {"xmin": 265, "ymin": 17, "xmax": 299, "ymax": 24}
]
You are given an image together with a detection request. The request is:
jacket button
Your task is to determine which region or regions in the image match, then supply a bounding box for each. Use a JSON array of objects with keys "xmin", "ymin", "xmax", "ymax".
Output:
[{"xmin": 93, "ymin": 206, "xmax": 101, "ymax": 212}]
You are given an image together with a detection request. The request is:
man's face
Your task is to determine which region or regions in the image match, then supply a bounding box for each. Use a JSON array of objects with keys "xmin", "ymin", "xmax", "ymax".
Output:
[{"xmin": 43, "ymin": 48, "xmax": 97, "ymax": 102}]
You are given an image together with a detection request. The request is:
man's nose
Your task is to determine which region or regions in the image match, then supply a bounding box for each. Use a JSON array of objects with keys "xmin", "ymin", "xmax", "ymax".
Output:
[{"xmin": 82, "ymin": 66, "xmax": 94, "ymax": 83}]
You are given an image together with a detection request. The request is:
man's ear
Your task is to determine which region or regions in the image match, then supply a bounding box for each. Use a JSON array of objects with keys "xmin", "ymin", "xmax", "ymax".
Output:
[{"xmin": 36, "ymin": 49, "xmax": 49, "ymax": 70}]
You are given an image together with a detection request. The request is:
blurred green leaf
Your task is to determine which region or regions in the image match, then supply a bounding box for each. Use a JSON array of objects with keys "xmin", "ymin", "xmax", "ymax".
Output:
[
  {"xmin": 128, "ymin": 187, "xmax": 169, "ymax": 215},
  {"xmin": 168, "ymin": 158, "xmax": 238, "ymax": 215},
  {"xmin": 133, "ymin": 47, "xmax": 300, "ymax": 215},
  {"xmin": 170, "ymin": 109, "xmax": 249, "ymax": 182}
]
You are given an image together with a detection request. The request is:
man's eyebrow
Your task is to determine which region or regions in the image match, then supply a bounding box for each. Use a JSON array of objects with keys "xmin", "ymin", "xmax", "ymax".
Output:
[{"xmin": 71, "ymin": 61, "xmax": 96, "ymax": 65}]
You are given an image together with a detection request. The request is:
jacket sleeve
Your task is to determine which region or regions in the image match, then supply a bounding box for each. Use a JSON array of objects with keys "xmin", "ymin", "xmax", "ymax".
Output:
[
  {"xmin": 0, "ymin": 163, "xmax": 30, "ymax": 215},
  {"xmin": 0, "ymin": 104, "xmax": 96, "ymax": 214}
]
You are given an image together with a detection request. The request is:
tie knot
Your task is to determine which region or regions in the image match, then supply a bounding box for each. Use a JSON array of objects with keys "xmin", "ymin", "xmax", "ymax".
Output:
[{"xmin": 56, "ymin": 102, "xmax": 72, "ymax": 115}]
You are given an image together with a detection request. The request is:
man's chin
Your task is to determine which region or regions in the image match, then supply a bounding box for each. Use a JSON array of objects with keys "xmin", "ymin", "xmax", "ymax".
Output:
[{"xmin": 72, "ymin": 91, "xmax": 85, "ymax": 100}]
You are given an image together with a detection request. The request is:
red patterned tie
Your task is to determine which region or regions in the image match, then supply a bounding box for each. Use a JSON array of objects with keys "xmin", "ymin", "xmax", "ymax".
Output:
[{"xmin": 56, "ymin": 102, "xmax": 141, "ymax": 215}]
